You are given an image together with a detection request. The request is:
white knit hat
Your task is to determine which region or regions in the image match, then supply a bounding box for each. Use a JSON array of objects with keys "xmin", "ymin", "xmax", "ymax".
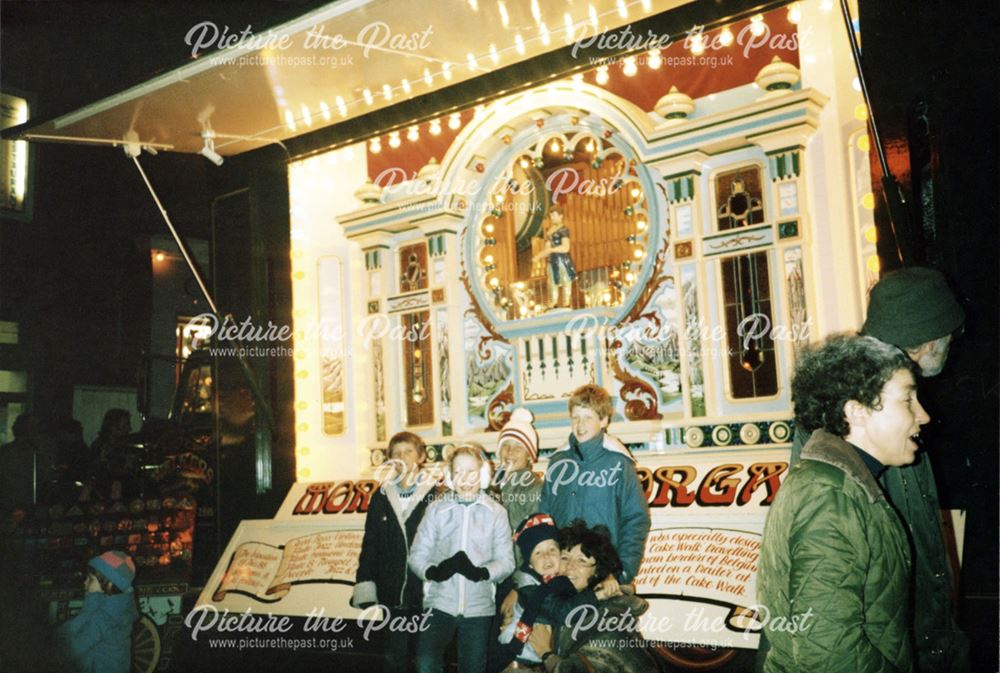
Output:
[{"xmin": 497, "ymin": 407, "xmax": 539, "ymax": 462}]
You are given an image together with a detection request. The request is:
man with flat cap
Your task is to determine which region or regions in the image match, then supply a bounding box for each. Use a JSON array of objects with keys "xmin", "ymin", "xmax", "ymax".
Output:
[{"xmin": 784, "ymin": 266, "xmax": 969, "ymax": 672}]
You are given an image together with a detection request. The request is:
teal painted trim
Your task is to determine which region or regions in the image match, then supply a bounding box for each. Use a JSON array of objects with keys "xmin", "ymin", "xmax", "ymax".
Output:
[{"xmin": 792, "ymin": 151, "xmax": 800, "ymax": 176}]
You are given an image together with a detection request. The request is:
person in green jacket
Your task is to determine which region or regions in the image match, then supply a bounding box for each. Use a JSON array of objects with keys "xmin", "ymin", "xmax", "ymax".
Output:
[
  {"xmin": 785, "ymin": 267, "xmax": 969, "ymax": 672},
  {"xmin": 759, "ymin": 335, "xmax": 929, "ymax": 673}
]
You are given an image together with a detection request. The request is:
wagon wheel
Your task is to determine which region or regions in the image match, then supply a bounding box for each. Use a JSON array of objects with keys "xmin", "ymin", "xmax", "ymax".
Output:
[
  {"xmin": 132, "ymin": 616, "xmax": 161, "ymax": 673},
  {"xmin": 653, "ymin": 644, "xmax": 738, "ymax": 671}
]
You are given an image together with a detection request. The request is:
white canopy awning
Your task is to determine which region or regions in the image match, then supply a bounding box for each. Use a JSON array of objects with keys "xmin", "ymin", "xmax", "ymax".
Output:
[{"xmin": 9, "ymin": 0, "xmax": 690, "ymax": 156}]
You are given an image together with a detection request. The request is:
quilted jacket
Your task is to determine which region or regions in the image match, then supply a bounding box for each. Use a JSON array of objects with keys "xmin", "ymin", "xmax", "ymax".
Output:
[
  {"xmin": 408, "ymin": 491, "xmax": 515, "ymax": 618},
  {"xmin": 758, "ymin": 430, "xmax": 913, "ymax": 673}
]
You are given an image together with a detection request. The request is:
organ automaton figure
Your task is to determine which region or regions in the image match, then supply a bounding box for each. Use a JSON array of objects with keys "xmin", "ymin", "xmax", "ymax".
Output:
[{"xmin": 532, "ymin": 207, "xmax": 577, "ymax": 309}]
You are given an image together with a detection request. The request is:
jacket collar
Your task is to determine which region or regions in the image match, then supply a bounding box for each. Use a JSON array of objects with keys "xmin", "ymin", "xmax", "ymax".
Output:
[
  {"xmin": 801, "ymin": 430, "xmax": 885, "ymax": 503},
  {"xmin": 553, "ymin": 433, "xmax": 635, "ymax": 463},
  {"xmin": 383, "ymin": 472, "xmax": 436, "ymax": 527}
]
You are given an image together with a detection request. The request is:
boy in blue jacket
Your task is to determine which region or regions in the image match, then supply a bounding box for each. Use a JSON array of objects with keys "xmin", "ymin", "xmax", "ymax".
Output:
[
  {"xmin": 56, "ymin": 550, "xmax": 139, "ymax": 673},
  {"xmin": 539, "ymin": 384, "xmax": 650, "ymax": 587}
]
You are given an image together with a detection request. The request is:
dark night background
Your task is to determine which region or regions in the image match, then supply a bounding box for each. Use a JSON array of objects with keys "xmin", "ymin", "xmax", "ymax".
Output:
[{"xmin": 1, "ymin": 1, "xmax": 997, "ymax": 672}]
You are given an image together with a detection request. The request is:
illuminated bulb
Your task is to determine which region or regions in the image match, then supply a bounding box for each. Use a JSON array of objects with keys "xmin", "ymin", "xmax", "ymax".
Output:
[
  {"xmin": 296, "ymin": 370, "xmax": 309, "ymax": 378},
  {"xmin": 861, "ymin": 192, "xmax": 875, "ymax": 210},
  {"xmin": 540, "ymin": 23, "xmax": 550, "ymax": 46},
  {"xmin": 449, "ymin": 112, "xmax": 461, "ymax": 129},
  {"xmin": 636, "ymin": 219, "xmax": 647, "ymax": 231},
  {"xmin": 585, "ymin": 139, "xmax": 595, "ymax": 153},
  {"xmin": 647, "ymin": 49, "xmax": 662, "ymax": 69},
  {"xmin": 550, "ymin": 138, "xmax": 560, "ymax": 153},
  {"xmin": 154, "ymin": 251, "xmax": 165, "ymax": 262},
  {"xmin": 787, "ymin": 3, "xmax": 801, "ymax": 24},
  {"xmin": 625, "ymin": 272, "xmax": 635, "ymax": 282},
  {"xmin": 407, "ymin": 126, "xmax": 419, "ymax": 142},
  {"xmin": 515, "ymin": 34, "xmax": 525, "ymax": 55},
  {"xmin": 821, "ymin": 0, "xmax": 834, "ymax": 10},
  {"xmin": 388, "ymin": 131, "xmax": 401, "ymax": 148},
  {"xmin": 519, "ymin": 157, "xmax": 529, "ymax": 168},
  {"xmin": 750, "ymin": 15, "xmax": 766, "ymax": 37},
  {"xmin": 854, "ymin": 103, "xmax": 869, "ymax": 121},
  {"xmin": 690, "ymin": 33, "xmax": 705, "ymax": 55},
  {"xmin": 498, "ymin": 0, "xmax": 510, "ymax": 27},
  {"xmin": 617, "ymin": 0, "xmax": 627, "ymax": 18},
  {"xmin": 519, "ymin": 306, "xmax": 528, "ymax": 317},
  {"xmin": 630, "ymin": 186, "xmax": 640, "ymax": 198},
  {"xmin": 336, "ymin": 96, "xmax": 347, "ymax": 117},
  {"xmin": 363, "ymin": 88, "xmax": 373, "ymax": 105},
  {"xmin": 719, "ymin": 26, "xmax": 734, "ymax": 46},
  {"xmin": 284, "ymin": 109, "xmax": 296, "ymax": 131},
  {"xmin": 864, "ymin": 225, "xmax": 878, "ymax": 243},
  {"xmin": 623, "ymin": 56, "xmax": 637, "ymax": 77},
  {"xmin": 484, "ymin": 223, "xmax": 495, "ymax": 233},
  {"xmin": 495, "ymin": 193, "xmax": 505, "ymax": 203},
  {"xmin": 589, "ymin": 4, "xmax": 598, "ymax": 29},
  {"xmin": 474, "ymin": 105, "xmax": 486, "ymax": 118},
  {"xmin": 319, "ymin": 101, "xmax": 331, "ymax": 122},
  {"xmin": 852, "ymin": 77, "xmax": 862, "ymax": 92},
  {"xmin": 430, "ymin": 118, "xmax": 442, "ymax": 135},
  {"xmin": 531, "ymin": 0, "xmax": 541, "ymax": 22},
  {"xmin": 423, "ymin": 68, "xmax": 433, "ymax": 86},
  {"xmin": 564, "ymin": 13, "xmax": 574, "ymax": 41},
  {"xmin": 866, "ymin": 254, "xmax": 880, "ymax": 274},
  {"xmin": 633, "ymin": 248, "xmax": 644, "ymax": 259},
  {"xmin": 489, "ymin": 277, "xmax": 500, "ymax": 287},
  {"xmin": 856, "ymin": 135, "xmax": 870, "ymax": 152},
  {"xmin": 467, "ymin": 52, "xmax": 477, "ymax": 71},
  {"xmin": 402, "ymin": 78, "xmax": 411, "ymax": 94},
  {"xmin": 442, "ymin": 62, "xmax": 452, "ymax": 80},
  {"xmin": 469, "ymin": 0, "xmax": 477, "ymax": 10},
  {"xmin": 382, "ymin": 84, "xmax": 393, "ymax": 101},
  {"xmin": 489, "ymin": 44, "xmax": 499, "ymax": 64},
  {"xmin": 595, "ymin": 65, "xmax": 610, "ymax": 85},
  {"xmin": 603, "ymin": 291, "xmax": 612, "ymax": 303},
  {"xmin": 301, "ymin": 104, "xmax": 312, "ymax": 126},
  {"xmin": 484, "ymin": 254, "xmax": 494, "ymax": 264},
  {"xmin": 641, "ymin": 0, "xmax": 651, "ymax": 10}
]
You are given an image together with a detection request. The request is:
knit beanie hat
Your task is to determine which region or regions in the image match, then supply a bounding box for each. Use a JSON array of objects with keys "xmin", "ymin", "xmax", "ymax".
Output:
[
  {"xmin": 862, "ymin": 267, "xmax": 964, "ymax": 348},
  {"xmin": 89, "ymin": 550, "xmax": 136, "ymax": 591},
  {"xmin": 513, "ymin": 513, "xmax": 559, "ymax": 565},
  {"xmin": 497, "ymin": 408, "xmax": 539, "ymax": 462}
]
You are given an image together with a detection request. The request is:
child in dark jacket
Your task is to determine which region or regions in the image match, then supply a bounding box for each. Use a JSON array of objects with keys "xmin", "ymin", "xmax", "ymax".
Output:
[
  {"xmin": 352, "ymin": 431, "xmax": 437, "ymax": 673},
  {"xmin": 493, "ymin": 513, "xmax": 599, "ymax": 672},
  {"xmin": 56, "ymin": 550, "xmax": 139, "ymax": 673}
]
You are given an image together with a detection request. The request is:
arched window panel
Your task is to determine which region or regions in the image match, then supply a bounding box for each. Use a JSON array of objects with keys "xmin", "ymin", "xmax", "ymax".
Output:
[{"xmin": 720, "ymin": 251, "xmax": 779, "ymax": 399}]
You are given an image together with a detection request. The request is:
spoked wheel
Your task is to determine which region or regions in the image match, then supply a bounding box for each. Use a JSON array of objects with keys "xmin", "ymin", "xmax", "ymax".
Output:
[
  {"xmin": 653, "ymin": 644, "xmax": 739, "ymax": 671},
  {"xmin": 132, "ymin": 616, "xmax": 161, "ymax": 673}
]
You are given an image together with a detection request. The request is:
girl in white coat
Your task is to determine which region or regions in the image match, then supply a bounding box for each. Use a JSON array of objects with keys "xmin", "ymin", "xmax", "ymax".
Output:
[{"xmin": 409, "ymin": 443, "xmax": 515, "ymax": 673}]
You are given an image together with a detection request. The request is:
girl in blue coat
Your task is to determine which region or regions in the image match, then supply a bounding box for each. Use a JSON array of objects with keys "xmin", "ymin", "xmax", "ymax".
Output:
[{"xmin": 57, "ymin": 550, "xmax": 139, "ymax": 673}]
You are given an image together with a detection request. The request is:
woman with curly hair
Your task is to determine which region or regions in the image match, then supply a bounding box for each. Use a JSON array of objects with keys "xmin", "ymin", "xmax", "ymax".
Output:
[
  {"xmin": 757, "ymin": 335, "xmax": 929, "ymax": 673},
  {"xmin": 527, "ymin": 520, "xmax": 659, "ymax": 673}
]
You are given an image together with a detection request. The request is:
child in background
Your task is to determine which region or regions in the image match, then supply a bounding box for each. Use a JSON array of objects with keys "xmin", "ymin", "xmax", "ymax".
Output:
[
  {"xmin": 495, "ymin": 407, "xmax": 543, "ymax": 568},
  {"xmin": 352, "ymin": 431, "xmax": 437, "ymax": 673},
  {"xmin": 409, "ymin": 443, "xmax": 515, "ymax": 673},
  {"xmin": 539, "ymin": 384, "xmax": 650, "ymax": 588},
  {"xmin": 493, "ymin": 513, "xmax": 601, "ymax": 672},
  {"xmin": 56, "ymin": 550, "xmax": 139, "ymax": 673}
]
